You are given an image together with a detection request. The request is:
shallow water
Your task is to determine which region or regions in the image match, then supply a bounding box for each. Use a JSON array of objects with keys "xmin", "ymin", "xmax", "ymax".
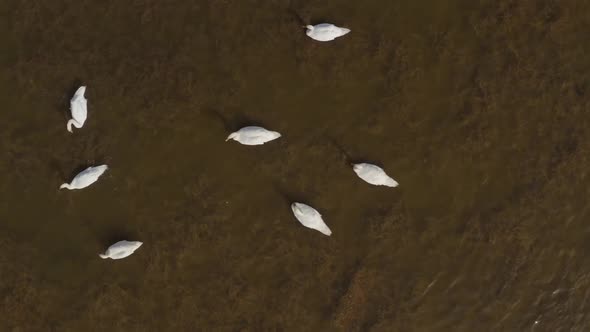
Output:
[{"xmin": 2, "ymin": 0, "xmax": 590, "ymax": 331}]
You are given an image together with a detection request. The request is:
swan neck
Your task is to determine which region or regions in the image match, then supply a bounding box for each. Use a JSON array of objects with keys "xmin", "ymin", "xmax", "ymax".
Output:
[
  {"xmin": 226, "ymin": 133, "xmax": 237, "ymax": 141},
  {"xmin": 67, "ymin": 119, "xmax": 74, "ymax": 133}
]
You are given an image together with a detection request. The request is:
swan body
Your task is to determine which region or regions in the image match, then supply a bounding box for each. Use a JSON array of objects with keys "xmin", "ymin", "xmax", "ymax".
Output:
[
  {"xmin": 352, "ymin": 163, "xmax": 398, "ymax": 187},
  {"xmin": 291, "ymin": 202, "xmax": 332, "ymax": 236},
  {"xmin": 305, "ymin": 24, "xmax": 350, "ymax": 42},
  {"xmin": 60, "ymin": 165, "xmax": 108, "ymax": 190},
  {"xmin": 226, "ymin": 126, "xmax": 281, "ymax": 145},
  {"xmin": 67, "ymin": 86, "xmax": 88, "ymax": 133},
  {"xmin": 99, "ymin": 240, "xmax": 143, "ymax": 260}
]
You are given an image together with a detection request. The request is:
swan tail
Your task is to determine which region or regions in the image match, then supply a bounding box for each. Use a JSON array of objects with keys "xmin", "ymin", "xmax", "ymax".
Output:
[
  {"xmin": 385, "ymin": 177, "xmax": 399, "ymax": 188},
  {"xmin": 77, "ymin": 86, "xmax": 86, "ymax": 96},
  {"xmin": 99, "ymin": 253, "xmax": 109, "ymax": 259},
  {"xmin": 59, "ymin": 183, "xmax": 70, "ymax": 190},
  {"xmin": 319, "ymin": 224, "xmax": 332, "ymax": 236}
]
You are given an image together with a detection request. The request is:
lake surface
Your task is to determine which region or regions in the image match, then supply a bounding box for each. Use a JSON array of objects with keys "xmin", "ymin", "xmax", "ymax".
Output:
[{"xmin": 2, "ymin": 0, "xmax": 590, "ymax": 331}]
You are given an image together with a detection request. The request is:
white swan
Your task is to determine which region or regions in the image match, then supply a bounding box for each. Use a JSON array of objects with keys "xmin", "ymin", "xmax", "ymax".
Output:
[
  {"xmin": 305, "ymin": 23, "xmax": 350, "ymax": 42},
  {"xmin": 99, "ymin": 240, "xmax": 143, "ymax": 260},
  {"xmin": 352, "ymin": 163, "xmax": 398, "ymax": 187},
  {"xmin": 60, "ymin": 165, "xmax": 108, "ymax": 190},
  {"xmin": 226, "ymin": 126, "xmax": 281, "ymax": 145},
  {"xmin": 67, "ymin": 86, "xmax": 88, "ymax": 133},
  {"xmin": 291, "ymin": 202, "xmax": 332, "ymax": 236}
]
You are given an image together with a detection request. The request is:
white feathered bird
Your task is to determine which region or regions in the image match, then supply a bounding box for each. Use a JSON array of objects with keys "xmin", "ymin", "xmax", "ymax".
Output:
[
  {"xmin": 60, "ymin": 165, "xmax": 108, "ymax": 190},
  {"xmin": 352, "ymin": 163, "xmax": 398, "ymax": 187},
  {"xmin": 67, "ymin": 86, "xmax": 88, "ymax": 133},
  {"xmin": 291, "ymin": 202, "xmax": 332, "ymax": 236},
  {"xmin": 99, "ymin": 240, "xmax": 143, "ymax": 260},
  {"xmin": 226, "ymin": 126, "xmax": 281, "ymax": 145},
  {"xmin": 305, "ymin": 23, "xmax": 350, "ymax": 42}
]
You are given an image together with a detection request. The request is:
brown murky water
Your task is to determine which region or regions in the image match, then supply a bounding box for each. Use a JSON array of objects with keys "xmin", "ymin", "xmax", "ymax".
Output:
[{"xmin": 2, "ymin": 0, "xmax": 590, "ymax": 331}]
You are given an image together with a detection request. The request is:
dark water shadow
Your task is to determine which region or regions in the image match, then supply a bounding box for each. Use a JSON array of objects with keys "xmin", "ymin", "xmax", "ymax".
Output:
[
  {"xmin": 286, "ymin": 6, "xmax": 317, "ymax": 67},
  {"xmin": 286, "ymin": 5, "xmax": 336, "ymax": 27},
  {"xmin": 349, "ymin": 158, "xmax": 386, "ymax": 169},
  {"xmin": 98, "ymin": 227, "xmax": 139, "ymax": 248},
  {"xmin": 228, "ymin": 115, "xmax": 270, "ymax": 132},
  {"xmin": 325, "ymin": 137, "xmax": 385, "ymax": 168},
  {"xmin": 325, "ymin": 137, "xmax": 351, "ymax": 162},
  {"xmin": 309, "ymin": 19, "xmax": 333, "ymax": 25},
  {"xmin": 86, "ymin": 154, "xmax": 111, "ymax": 168},
  {"xmin": 201, "ymin": 107, "xmax": 229, "ymax": 131},
  {"xmin": 202, "ymin": 107, "xmax": 273, "ymax": 133},
  {"xmin": 56, "ymin": 79, "xmax": 83, "ymax": 118},
  {"xmin": 272, "ymin": 182, "xmax": 311, "ymax": 210},
  {"xmin": 64, "ymin": 162, "xmax": 107, "ymax": 181},
  {"xmin": 48, "ymin": 158, "xmax": 67, "ymax": 180},
  {"xmin": 286, "ymin": 8, "xmax": 306, "ymax": 26}
]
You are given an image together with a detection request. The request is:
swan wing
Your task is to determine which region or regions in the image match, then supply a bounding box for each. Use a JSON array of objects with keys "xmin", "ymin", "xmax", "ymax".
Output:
[
  {"xmin": 308, "ymin": 24, "xmax": 349, "ymax": 41},
  {"xmin": 353, "ymin": 163, "xmax": 398, "ymax": 187},
  {"xmin": 291, "ymin": 203, "xmax": 332, "ymax": 236},
  {"xmin": 107, "ymin": 241, "xmax": 143, "ymax": 259},
  {"xmin": 70, "ymin": 86, "xmax": 87, "ymax": 124},
  {"xmin": 70, "ymin": 165, "xmax": 108, "ymax": 189},
  {"xmin": 234, "ymin": 126, "xmax": 281, "ymax": 145}
]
